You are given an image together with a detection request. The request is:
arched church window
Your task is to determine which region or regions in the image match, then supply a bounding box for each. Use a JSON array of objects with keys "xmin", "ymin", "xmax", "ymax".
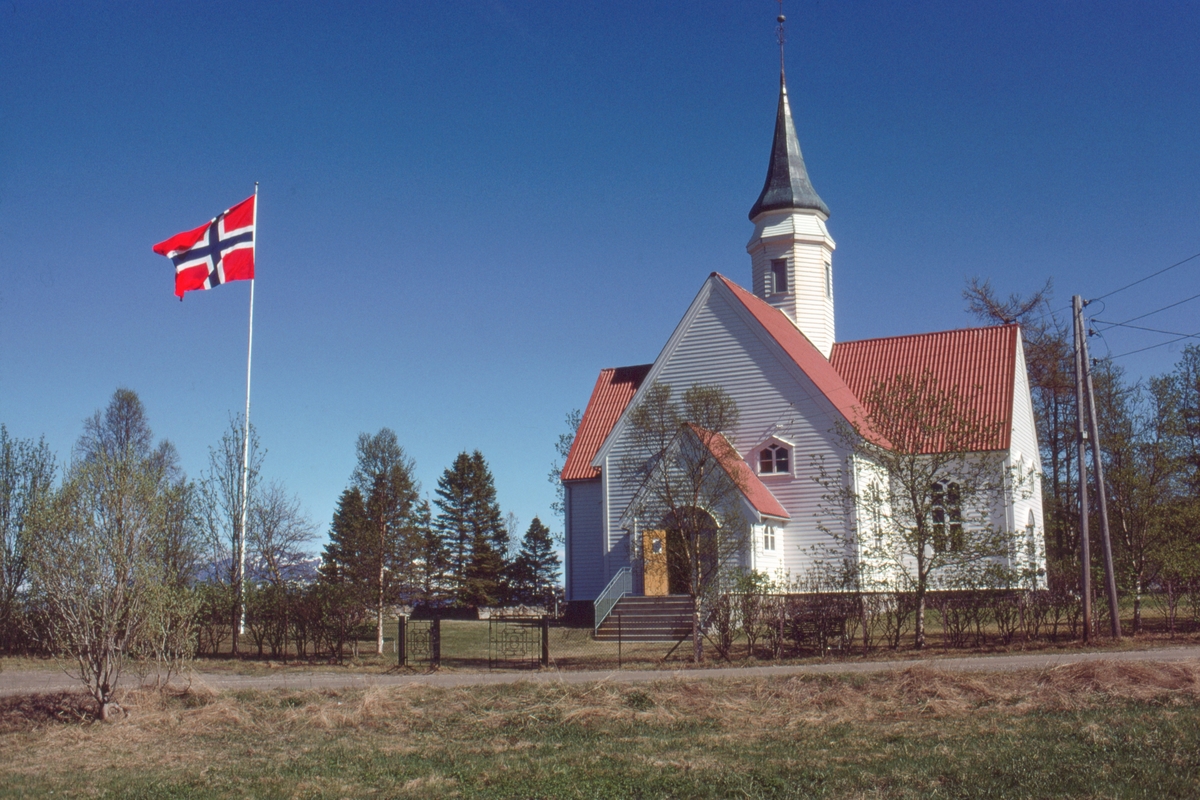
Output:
[
  {"xmin": 759, "ymin": 443, "xmax": 790, "ymax": 475},
  {"xmin": 931, "ymin": 480, "xmax": 963, "ymax": 552},
  {"xmin": 770, "ymin": 258, "xmax": 788, "ymax": 294}
]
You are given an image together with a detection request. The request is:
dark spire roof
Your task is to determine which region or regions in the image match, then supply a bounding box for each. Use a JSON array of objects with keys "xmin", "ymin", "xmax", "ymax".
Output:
[{"xmin": 748, "ymin": 71, "xmax": 830, "ymax": 220}]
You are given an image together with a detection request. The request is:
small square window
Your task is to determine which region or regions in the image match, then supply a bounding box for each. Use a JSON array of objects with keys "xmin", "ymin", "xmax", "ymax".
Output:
[{"xmin": 651, "ymin": 539, "xmax": 663, "ymax": 555}]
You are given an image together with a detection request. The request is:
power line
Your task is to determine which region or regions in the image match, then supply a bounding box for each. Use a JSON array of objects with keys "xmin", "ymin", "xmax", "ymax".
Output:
[
  {"xmin": 1108, "ymin": 330, "xmax": 1200, "ymax": 360},
  {"xmin": 1090, "ymin": 250, "xmax": 1200, "ymax": 302},
  {"xmin": 1013, "ymin": 302, "xmax": 1071, "ymax": 326},
  {"xmin": 1092, "ymin": 319, "xmax": 1200, "ymax": 340},
  {"xmin": 1094, "ymin": 290, "xmax": 1200, "ymax": 327}
]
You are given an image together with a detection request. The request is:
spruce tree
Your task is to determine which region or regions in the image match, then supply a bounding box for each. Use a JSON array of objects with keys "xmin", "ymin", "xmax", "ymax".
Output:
[
  {"xmin": 321, "ymin": 487, "xmax": 369, "ymax": 586},
  {"xmin": 434, "ymin": 450, "xmax": 509, "ymax": 609},
  {"xmin": 319, "ymin": 487, "xmax": 371, "ymax": 658},
  {"xmin": 511, "ymin": 516, "xmax": 560, "ymax": 607},
  {"xmin": 411, "ymin": 498, "xmax": 448, "ymax": 610}
]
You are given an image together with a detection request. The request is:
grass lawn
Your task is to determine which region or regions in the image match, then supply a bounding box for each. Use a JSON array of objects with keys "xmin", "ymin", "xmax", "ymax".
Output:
[{"xmin": 1, "ymin": 660, "xmax": 1198, "ymax": 798}]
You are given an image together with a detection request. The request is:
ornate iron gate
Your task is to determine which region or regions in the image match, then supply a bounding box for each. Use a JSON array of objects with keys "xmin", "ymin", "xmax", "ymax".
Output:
[
  {"xmin": 398, "ymin": 617, "xmax": 439, "ymax": 668},
  {"xmin": 488, "ymin": 617, "xmax": 547, "ymax": 670}
]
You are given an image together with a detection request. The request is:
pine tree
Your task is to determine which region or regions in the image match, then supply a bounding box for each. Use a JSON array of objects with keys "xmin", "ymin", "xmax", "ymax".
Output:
[
  {"xmin": 434, "ymin": 450, "xmax": 509, "ymax": 609},
  {"xmin": 510, "ymin": 516, "xmax": 560, "ymax": 607}
]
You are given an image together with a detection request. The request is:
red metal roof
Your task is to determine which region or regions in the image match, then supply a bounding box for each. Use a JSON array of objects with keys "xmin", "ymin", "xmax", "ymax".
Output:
[
  {"xmin": 830, "ymin": 325, "xmax": 1018, "ymax": 453},
  {"xmin": 715, "ymin": 275, "xmax": 886, "ymax": 446},
  {"xmin": 687, "ymin": 424, "xmax": 790, "ymax": 520},
  {"xmin": 561, "ymin": 364, "xmax": 653, "ymax": 481},
  {"xmin": 564, "ymin": 281, "xmax": 1017, "ymax": 488}
]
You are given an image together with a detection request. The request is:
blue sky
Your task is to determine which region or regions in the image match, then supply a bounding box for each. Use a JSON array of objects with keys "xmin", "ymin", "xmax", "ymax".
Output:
[{"xmin": 2, "ymin": 1, "xmax": 1198, "ymax": 549}]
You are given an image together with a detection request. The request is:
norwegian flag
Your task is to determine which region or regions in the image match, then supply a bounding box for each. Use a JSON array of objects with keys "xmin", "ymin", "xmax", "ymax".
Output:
[{"xmin": 153, "ymin": 194, "xmax": 256, "ymax": 299}]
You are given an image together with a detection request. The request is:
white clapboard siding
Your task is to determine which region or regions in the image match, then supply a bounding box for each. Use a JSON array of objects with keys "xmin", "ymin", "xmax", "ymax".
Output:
[
  {"xmin": 595, "ymin": 276, "xmax": 854, "ymax": 593},
  {"xmin": 747, "ymin": 209, "xmax": 836, "ymax": 358},
  {"xmin": 1006, "ymin": 333, "xmax": 1048, "ymax": 584},
  {"xmin": 748, "ymin": 522, "xmax": 786, "ymax": 576},
  {"xmin": 564, "ymin": 479, "xmax": 605, "ymax": 602}
]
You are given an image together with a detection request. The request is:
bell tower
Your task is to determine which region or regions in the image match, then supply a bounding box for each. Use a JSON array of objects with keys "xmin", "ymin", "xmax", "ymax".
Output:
[{"xmin": 746, "ymin": 11, "xmax": 836, "ymax": 358}]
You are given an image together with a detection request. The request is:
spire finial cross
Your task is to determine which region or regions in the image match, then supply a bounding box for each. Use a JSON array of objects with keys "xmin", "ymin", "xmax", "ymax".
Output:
[{"xmin": 777, "ymin": 0, "xmax": 786, "ymax": 75}]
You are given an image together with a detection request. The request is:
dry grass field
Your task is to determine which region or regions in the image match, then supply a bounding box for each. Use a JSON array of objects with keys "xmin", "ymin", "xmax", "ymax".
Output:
[{"xmin": 1, "ymin": 660, "xmax": 1198, "ymax": 798}]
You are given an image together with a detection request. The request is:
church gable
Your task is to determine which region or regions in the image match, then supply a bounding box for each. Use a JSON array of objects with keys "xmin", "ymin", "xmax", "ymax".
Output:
[
  {"xmin": 589, "ymin": 273, "xmax": 865, "ymax": 576},
  {"xmin": 593, "ymin": 273, "xmax": 861, "ymax": 477}
]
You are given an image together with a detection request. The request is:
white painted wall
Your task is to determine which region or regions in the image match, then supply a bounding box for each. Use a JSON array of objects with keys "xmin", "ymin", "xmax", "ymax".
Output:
[
  {"xmin": 564, "ymin": 478, "xmax": 605, "ymax": 602},
  {"xmin": 1006, "ymin": 332, "xmax": 1048, "ymax": 587}
]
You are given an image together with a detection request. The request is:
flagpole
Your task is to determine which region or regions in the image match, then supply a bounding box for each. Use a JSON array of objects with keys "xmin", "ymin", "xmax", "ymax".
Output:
[{"xmin": 238, "ymin": 182, "xmax": 258, "ymax": 638}]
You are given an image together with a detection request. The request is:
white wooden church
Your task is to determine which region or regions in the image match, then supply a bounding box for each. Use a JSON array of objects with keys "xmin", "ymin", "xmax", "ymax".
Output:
[{"xmin": 561, "ymin": 64, "xmax": 1046, "ymax": 618}]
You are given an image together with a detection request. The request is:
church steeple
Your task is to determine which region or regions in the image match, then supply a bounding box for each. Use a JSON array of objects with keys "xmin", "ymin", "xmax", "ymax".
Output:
[
  {"xmin": 748, "ymin": 70, "xmax": 829, "ymax": 221},
  {"xmin": 745, "ymin": 11, "xmax": 837, "ymax": 359}
]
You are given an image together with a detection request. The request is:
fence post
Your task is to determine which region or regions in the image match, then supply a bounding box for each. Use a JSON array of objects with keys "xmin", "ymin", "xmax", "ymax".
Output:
[
  {"xmin": 431, "ymin": 618, "xmax": 441, "ymax": 667},
  {"xmin": 397, "ymin": 615, "xmax": 407, "ymax": 667},
  {"xmin": 778, "ymin": 599, "xmax": 785, "ymax": 659},
  {"xmin": 540, "ymin": 616, "xmax": 550, "ymax": 668},
  {"xmin": 617, "ymin": 612, "xmax": 622, "ymax": 670}
]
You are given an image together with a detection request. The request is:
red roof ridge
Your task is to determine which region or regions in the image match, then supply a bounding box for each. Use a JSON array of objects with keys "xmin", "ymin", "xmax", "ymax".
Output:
[{"xmin": 835, "ymin": 322, "xmax": 1019, "ymax": 349}]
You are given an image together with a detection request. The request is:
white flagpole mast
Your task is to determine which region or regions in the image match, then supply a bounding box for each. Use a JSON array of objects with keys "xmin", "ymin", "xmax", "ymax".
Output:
[{"xmin": 238, "ymin": 182, "xmax": 258, "ymax": 637}]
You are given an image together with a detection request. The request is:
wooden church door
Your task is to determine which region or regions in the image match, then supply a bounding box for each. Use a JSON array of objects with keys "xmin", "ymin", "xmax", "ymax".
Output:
[{"xmin": 642, "ymin": 529, "xmax": 668, "ymax": 596}]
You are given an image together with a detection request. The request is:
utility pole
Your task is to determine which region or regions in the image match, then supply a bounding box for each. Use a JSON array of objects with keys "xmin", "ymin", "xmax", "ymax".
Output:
[
  {"xmin": 1080, "ymin": 304, "xmax": 1122, "ymax": 639},
  {"xmin": 1072, "ymin": 295, "xmax": 1093, "ymax": 643}
]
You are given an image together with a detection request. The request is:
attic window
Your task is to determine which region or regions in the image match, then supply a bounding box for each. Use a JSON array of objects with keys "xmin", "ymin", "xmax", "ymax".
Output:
[
  {"xmin": 770, "ymin": 259, "xmax": 788, "ymax": 294},
  {"xmin": 759, "ymin": 443, "xmax": 790, "ymax": 475}
]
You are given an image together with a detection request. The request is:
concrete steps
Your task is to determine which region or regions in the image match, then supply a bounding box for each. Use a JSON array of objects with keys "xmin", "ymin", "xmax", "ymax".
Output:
[{"xmin": 595, "ymin": 595, "xmax": 693, "ymax": 642}]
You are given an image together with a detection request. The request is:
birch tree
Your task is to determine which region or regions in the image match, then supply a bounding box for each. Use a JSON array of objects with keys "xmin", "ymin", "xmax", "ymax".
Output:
[
  {"xmin": 1095, "ymin": 363, "xmax": 1184, "ymax": 633},
  {"xmin": 199, "ymin": 415, "xmax": 262, "ymax": 655},
  {"xmin": 620, "ymin": 383, "xmax": 749, "ymax": 662},
  {"xmin": 0, "ymin": 425, "xmax": 56, "ymax": 653},
  {"xmin": 351, "ymin": 429, "xmax": 420, "ymax": 654},
  {"xmin": 30, "ymin": 389, "xmax": 192, "ymax": 719}
]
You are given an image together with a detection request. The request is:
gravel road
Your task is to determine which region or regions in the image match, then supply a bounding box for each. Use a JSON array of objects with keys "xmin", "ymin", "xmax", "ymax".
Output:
[{"xmin": 3, "ymin": 645, "xmax": 1199, "ymax": 697}]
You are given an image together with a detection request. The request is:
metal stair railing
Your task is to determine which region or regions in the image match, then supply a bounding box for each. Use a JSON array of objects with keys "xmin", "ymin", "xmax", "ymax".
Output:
[{"xmin": 594, "ymin": 567, "xmax": 633, "ymax": 632}]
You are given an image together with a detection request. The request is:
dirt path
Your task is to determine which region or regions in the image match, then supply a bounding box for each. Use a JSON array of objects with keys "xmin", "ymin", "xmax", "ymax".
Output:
[{"xmin": 4, "ymin": 645, "xmax": 1200, "ymax": 697}]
